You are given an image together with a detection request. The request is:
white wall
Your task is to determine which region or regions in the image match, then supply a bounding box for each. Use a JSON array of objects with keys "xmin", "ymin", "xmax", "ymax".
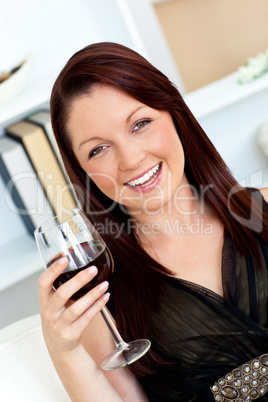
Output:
[
  {"xmin": 0, "ymin": 0, "xmax": 99, "ymax": 85},
  {"xmin": 0, "ymin": 271, "xmax": 41, "ymax": 329}
]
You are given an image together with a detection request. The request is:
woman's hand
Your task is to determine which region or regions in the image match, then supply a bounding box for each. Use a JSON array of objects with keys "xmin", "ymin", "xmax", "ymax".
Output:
[
  {"xmin": 38, "ymin": 259, "xmax": 129, "ymax": 402},
  {"xmin": 38, "ymin": 257, "xmax": 110, "ymax": 358}
]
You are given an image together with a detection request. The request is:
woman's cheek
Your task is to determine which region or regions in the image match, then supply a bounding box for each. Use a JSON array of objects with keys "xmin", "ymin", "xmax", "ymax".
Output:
[{"xmin": 87, "ymin": 173, "xmax": 120, "ymax": 199}]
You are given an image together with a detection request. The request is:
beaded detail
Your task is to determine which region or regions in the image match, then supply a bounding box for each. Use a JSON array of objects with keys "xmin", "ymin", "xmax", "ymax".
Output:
[{"xmin": 210, "ymin": 354, "xmax": 268, "ymax": 401}]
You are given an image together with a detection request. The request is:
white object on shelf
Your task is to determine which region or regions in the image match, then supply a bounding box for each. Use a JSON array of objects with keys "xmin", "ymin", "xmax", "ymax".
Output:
[
  {"xmin": 237, "ymin": 50, "xmax": 268, "ymax": 84},
  {"xmin": 257, "ymin": 121, "xmax": 268, "ymax": 158},
  {"xmin": 0, "ymin": 55, "xmax": 33, "ymax": 106}
]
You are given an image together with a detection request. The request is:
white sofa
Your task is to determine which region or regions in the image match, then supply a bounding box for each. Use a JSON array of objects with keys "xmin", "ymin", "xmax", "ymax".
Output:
[{"xmin": 0, "ymin": 314, "xmax": 70, "ymax": 401}]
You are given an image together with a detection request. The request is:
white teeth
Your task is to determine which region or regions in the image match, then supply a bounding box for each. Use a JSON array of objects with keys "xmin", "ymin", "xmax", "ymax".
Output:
[
  {"xmin": 126, "ymin": 163, "xmax": 161, "ymax": 187},
  {"xmin": 143, "ymin": 173, "xmax": 150, "ymax": 182},
  {"xmin": 139, "ymin": 176, "xmax": 145, "ymax": 184}
]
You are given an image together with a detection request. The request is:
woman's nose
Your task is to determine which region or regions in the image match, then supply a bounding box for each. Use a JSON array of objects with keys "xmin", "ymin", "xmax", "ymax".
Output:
[{"xmin": 118, "ymin": 144, "xmax": 146, "ymax": 171}]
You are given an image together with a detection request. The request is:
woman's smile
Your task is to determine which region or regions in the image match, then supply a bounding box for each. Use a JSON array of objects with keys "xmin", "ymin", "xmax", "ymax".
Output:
[{"xmin": 124, "ymin": 162, "xmax": 162, "ymax": 193}]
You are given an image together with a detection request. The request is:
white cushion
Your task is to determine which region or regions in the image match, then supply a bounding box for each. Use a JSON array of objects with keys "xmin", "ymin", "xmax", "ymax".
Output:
[{"xmin": 0, "ymin": 314, "xmax": 70, "ymax": 401}]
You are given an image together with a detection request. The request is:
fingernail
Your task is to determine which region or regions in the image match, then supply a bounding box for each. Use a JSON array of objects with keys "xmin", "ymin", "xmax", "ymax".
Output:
[
  {"xmin": 98, "ymin": 281, "xmax": 109, "ymax": 291},
  {"xmin": 59, "ymin": 257, "xmax": 68, "ymax": 265},
  {"xmin": 87, "ymin": 266, "xmax": 97, "ymax": 275},
  {"xmin": 102, "ymin": 292, "xmax": 110, "ymax": 302}
]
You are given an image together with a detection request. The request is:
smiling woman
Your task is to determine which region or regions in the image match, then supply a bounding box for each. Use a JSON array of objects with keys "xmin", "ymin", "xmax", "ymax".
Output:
[{"xmin": 37, "ymin": 42, "xmax": 268, "ymax": 401}]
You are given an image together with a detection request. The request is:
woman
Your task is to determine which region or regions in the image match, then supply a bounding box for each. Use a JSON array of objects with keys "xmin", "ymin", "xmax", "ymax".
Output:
[{"xmin": 39, "ymin": 42, "xmax": 268, "ymax": 401}]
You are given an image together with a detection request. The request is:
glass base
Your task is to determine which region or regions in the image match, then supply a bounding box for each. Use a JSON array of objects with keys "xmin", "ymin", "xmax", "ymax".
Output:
[{"xmin": 101, "ymin": 339, "xmax": 151, "ymax": 370}]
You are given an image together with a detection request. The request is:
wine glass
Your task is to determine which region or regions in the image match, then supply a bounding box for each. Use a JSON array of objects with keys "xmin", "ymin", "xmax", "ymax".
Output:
[{"xmin": 34, "ymin": 208, "xmax": 151, "ymax": 370}]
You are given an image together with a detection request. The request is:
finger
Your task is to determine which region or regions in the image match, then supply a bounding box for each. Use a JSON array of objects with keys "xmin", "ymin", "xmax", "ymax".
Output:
[
  {"xmin": 69, "ymin": 289, "xmax": 111, "ymax": 336},
  {"xmin": 63, "ymin": 280, "xmax": 109, "ymax": 325},
  {"xmin": 38, "ymin": 257, "xmax": 69, "ymax": 303},
  {"xmin": 51, "ymin": 265, "xmax": 99, "ymax": 312}
]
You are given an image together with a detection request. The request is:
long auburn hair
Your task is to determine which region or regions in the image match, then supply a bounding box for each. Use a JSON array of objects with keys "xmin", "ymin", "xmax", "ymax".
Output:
[{"xmin": 50, "ymin": 42, "xmax": 268, "ymax": 376}]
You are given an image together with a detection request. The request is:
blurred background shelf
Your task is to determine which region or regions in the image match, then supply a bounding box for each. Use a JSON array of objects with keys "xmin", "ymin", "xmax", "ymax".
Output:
[{"xmin": 185, "ymin": 70, "xmax": 268, "ymax": 119}]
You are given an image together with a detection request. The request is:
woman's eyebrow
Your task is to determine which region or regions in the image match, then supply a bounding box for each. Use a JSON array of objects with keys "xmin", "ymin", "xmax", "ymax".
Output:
[
  {"xmin": 125, "ymin": 106, "xmax": 146, "ymax": 123},
  {"xmin": 78, "ymin": 106, "xmax": 147, "ymax": 150},
  {"xmin": 78, "ymin": 136, "xmax": 102, "ymax": 150}
]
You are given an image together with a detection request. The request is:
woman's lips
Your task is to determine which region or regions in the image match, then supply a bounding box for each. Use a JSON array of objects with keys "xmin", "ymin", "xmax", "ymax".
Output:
[{"xmin": 124, "ymin": 162, "xmax": 162, "ymax": 193}]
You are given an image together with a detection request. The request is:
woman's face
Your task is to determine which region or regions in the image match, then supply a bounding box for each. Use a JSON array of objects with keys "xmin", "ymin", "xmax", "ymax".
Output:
[{"xmin": 67, "ymin": 84, "xmax": 186, "ymax": 215}]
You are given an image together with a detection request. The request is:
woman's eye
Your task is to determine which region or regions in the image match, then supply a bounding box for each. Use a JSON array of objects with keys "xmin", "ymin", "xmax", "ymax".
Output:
[
  {"xmin": 89, "ymin": 145, "xmax": 107, "ymax": 158},
  {"xmin": 133, "ymin": 120, "xmax": 150, "ymax": 132}
]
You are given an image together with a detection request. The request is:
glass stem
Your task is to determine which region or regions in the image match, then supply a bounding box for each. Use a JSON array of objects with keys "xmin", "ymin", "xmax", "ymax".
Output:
[{"xmin": 100, "ymin": 306, "xmax": 128, "ymax": 350}]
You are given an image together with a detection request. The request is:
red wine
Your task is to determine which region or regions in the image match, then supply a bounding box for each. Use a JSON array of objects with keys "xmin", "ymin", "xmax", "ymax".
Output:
[{"xmin": 48, "ymin": 241, "xmax": 112, "ymax": 301}]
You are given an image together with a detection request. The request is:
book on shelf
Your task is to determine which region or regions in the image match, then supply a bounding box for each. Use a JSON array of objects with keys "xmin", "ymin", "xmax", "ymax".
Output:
[
  {"xmin": 0, "ymin": 137, "xmax": 54, "ymax": 235},
  {"xmin": 5, "ymin": 119, "xmax": 77, "ymax": 219},
  {"xmin": 26, "ymin": 109, "xmax": 78, "ymax": 203},
  {"xmin": 26, "ymin": 110, "xmax": 66, "ymax": 176}
]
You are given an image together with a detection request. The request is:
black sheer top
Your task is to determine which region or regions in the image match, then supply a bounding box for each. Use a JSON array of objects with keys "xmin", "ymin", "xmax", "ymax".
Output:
[{"xmin": 108, "ymin": 233, "xmax": 268, "ymax": 401}]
